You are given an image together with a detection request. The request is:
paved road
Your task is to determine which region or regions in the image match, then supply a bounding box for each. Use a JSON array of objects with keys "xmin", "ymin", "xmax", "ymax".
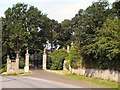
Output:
[
  {"xmin": 0, "ymin": 70, "xmax": 116, "ymax": 90},
  {"xmin": 27, "ymin": 70, "xmax": 106, "ymax": 88},
  {"xmin": 24, "ymin": 70, "xmax": 115, "ymax": 90},
  {"xmin": 1, "ymin": 76, "xmax": 81, "ymax": 88}
]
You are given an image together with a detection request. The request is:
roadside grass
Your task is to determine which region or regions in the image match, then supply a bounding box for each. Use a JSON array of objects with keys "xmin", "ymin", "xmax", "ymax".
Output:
[
  {"xmin": 2, "ymin": 69, "xmax": 32, "ymax": 76},
  {"xmin": 64, "ymin": 74, "xmax": 118, "ymax": 89},
  {"xmin": 46, "ymin": 70, "xmax": 118, "ymax": 89},
  {"xmin": 46, "ymin": 70, "xmax": 69, "ymax": 75}
]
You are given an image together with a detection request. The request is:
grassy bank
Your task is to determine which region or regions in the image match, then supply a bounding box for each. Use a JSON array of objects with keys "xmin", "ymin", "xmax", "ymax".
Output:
[{"xmin": 46, "ymin": 70, "xmax": 118, "ymax": 89}]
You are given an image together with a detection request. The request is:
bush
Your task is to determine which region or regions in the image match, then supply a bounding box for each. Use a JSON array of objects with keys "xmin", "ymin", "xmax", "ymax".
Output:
[
  {"xmin": 65, "ymin": 56, "xmax": 70, "ymax": 70},
  {"xmin": 69, "ymin": 42, "xmax": 82, "ymax": 69},
  {"xmin": 49, "ymin": 49, "xmax": 68, "ymax": 70},
  {"xmin": 65, "ymin": 61, "xmax": 70, "ymax": 70},
  {"xmin": 1, "ymin": 64, "xmax": 7, "ymax": 73}
]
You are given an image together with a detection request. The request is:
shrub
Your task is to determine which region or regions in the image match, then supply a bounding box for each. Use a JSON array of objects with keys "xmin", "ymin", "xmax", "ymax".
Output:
[
  {"xmin": 49, "ymin": 49, "xmax": 68, "ymax": 70},
  {"xmin": 65, "ymin": 61, "xmax": 70, "ymax": 70},
  {"xmin": 65, "ymin": 56, "xmax": 70, "ymax": 70},
  {"xmin": 69, "ymin": 42, "xmax": 82, "ymax": 69},
  {"xmin": 1, "ymin": 64, "xmax": 7, "ymax": 73}
]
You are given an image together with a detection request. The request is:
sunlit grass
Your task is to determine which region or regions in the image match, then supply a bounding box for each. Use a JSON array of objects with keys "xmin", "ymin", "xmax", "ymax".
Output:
[
  {"xmin": 47, "ymin": 70, "xmax": 119, "ymax": 89},
  {"xmin": 2, "ymin": 69, "xmax": 32, "ymax": 76},
  {"xmin": 64, "ymin": 74, "xmax": 118, "ymax": 89}
]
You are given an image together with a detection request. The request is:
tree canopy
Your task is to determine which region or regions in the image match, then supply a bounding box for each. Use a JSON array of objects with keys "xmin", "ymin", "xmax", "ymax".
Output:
[{"xmin": 2, "ymin": 1, "xmax": 120, "ymax": 70}]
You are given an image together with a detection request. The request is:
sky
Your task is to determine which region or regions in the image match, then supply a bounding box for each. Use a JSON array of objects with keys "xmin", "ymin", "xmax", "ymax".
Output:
[{"xmin": 0, "ymin": 0, "xmax": 115, "ymax": 23}]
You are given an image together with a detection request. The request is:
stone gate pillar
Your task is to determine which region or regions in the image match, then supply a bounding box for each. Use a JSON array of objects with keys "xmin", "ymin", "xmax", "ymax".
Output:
[
  {"xmin": 7, "ymin": 55, "xmax": 11, "ymax": 73},
  {"xmin": 43, "ymin": 48, "xmax": 47, "ymax": 70},
  {"xmin": 16, "ymin": 53, "xmax": 19, "ymax": 73},
  {"xmin": 24, "ymin": 48, "xmax": 29, "ymax": 73}
]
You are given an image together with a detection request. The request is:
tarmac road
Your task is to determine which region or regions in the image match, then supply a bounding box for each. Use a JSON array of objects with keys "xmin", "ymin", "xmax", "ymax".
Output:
[
  {"xmin": 1, "ymin": 76, "xmax": 81, "ymax": 88},
  {"xmin": 1, "ymin": 70, "xmax": 116, "ymax": 90}
]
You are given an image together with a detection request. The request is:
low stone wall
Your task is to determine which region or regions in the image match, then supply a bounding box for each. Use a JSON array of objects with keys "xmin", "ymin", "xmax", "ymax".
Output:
[{"xmin": 70, "ymin": 68, "xmax": 119, "ymax": 82}]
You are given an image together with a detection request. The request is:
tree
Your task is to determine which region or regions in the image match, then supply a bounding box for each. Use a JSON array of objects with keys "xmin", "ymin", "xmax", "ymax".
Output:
[
  {"xmin": 48, "ymin": 19, "xmax": 60, "ymax": 51},
  {"xmin": 112, "ymin": 1, "xmax": 120, "ymax": 18},
  {"xmin": 2, "ymin": 3, "xmax": 52, "ymax": 62},
  {"xmin": 2, "ymin": 3, "xmax": 30, "ymax": 60},
  {"xmin": 60, "ymin": 19, "xmax": 73, "ymax": 47},
  {"xmin": 70, "ymin": 1, "xmax": 111, "ymax": 68},
  {"xmin": 94, "ymin": 18, "xmax": 120, "ymax": 70},
  {"xmin": 24, "ymin": 6, "xmax": 51, "ymax": 50}
]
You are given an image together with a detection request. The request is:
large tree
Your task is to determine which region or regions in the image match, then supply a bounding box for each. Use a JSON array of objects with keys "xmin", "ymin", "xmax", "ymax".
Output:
[
  {"xmin": 2, "ymin": 3, "xmax": 29, "ymax": 60},
  {"xmin": 94, "ymin": 18, "xmax": 120, "ymax": 70},
  {"xmin": 2, "ymin": 3, "xmax": 51, "ymax": 62}
]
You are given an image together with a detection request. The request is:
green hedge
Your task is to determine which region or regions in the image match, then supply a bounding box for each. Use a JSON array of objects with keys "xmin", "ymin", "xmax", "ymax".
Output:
[
  {"xmin": 49, "ymin": 49, "xmax": 68, "ymax": 70},
  {"xmin": 65, "ymin": 56, "xmax": 70, "ymax": 70},
  {"xmin": 69, "ymin": 42, "xmax": 82, "ymax": 69}
]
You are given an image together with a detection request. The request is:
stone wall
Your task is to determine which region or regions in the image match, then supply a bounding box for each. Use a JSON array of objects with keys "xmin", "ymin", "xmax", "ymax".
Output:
[{"xmin": 69, "ymin": 68, "xmax": 119, "ymax": 82}]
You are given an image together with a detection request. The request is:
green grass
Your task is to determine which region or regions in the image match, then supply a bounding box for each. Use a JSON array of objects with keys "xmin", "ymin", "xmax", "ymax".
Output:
[
  {"xmin": 64, "ymin": 74, "xmax": 118, "ymax": 89},
  {"xmin": 2, "ymin": 69, "xmax": 32, "ymax": 76},
  {"xmin": 47, "ymin": 70, "xmax": 119, "ymax": 89}
]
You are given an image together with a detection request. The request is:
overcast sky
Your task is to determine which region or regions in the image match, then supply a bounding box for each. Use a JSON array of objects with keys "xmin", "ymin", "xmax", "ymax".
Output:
[{"xmin": 0, "ymin": 0, "xmax": 115, "ymax": 23}]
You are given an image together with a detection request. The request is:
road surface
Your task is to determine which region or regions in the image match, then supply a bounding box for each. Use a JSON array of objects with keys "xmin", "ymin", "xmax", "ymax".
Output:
[{"xmin": 1, "ymin": 76, "xmax": 81, "ymax": 88}]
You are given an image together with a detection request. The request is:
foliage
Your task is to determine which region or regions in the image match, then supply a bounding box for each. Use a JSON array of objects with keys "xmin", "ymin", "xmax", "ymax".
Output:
[
  {"xmin": 60, "ymin": 19, "xmax": 73, "ymax": 47},
  {"xmin": 46, "ymin": 55, "xmax": 52, "ymax": 69},
  {"xmin": 94, "ymin": 18, "xmax": 120, "ymax": 70},
  {"xmin": 65, "ymin": 61, "xmax": 70, "ymax": 70},
  {"xmin": 65, "ymin": 56, "xmax": 70, "ymax": 70},
  {"xmin": 19, "ymin": 60, "xmax": 25, "ymax": 68},
  {"xmin": 112, "ymin": 1, "xmax": 120, "ymax": 18},
  {"xmin": 49, "ymin": 49, "xmax": 68, "ymax": 70},
  {"xmin": 2, "ymin": 1, "xmax": 120, "ymax": 71},
  {"xmin": 1, "ymin": 64, "xmax": 7, "ymax": 73},
  {"xmin": 2, "ymin": 3, "xmax": 52, "ymax": 63},
  {"xmin": 79, "ymin": 18, "xmax": 120, "ymax": 70},
  {"xmin": 69, "ymin": 1, "xmax": 120, "ymax": 70},
  {"xmin": 69, "ymin": 42, "xmax": 82, "ymax": 69}
]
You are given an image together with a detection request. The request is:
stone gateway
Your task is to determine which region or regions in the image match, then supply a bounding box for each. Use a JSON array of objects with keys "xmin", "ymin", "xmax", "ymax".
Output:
[{"xmin": 6, "ymin": 48, "xmax": 48, "ymax": 74}]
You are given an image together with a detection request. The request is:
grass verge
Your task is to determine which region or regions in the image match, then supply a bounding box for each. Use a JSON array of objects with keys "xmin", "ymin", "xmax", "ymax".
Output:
[
  {"xmin": 2, "ymin": 69, "xmax": 32, "ymax": 76},
  {"xmin": 64, "ymin": 74, "xmax": 118, "ymax": 89},
  {"xmin": 46, "ymin": 70, "xmax": 118, "ymax": 89}
]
